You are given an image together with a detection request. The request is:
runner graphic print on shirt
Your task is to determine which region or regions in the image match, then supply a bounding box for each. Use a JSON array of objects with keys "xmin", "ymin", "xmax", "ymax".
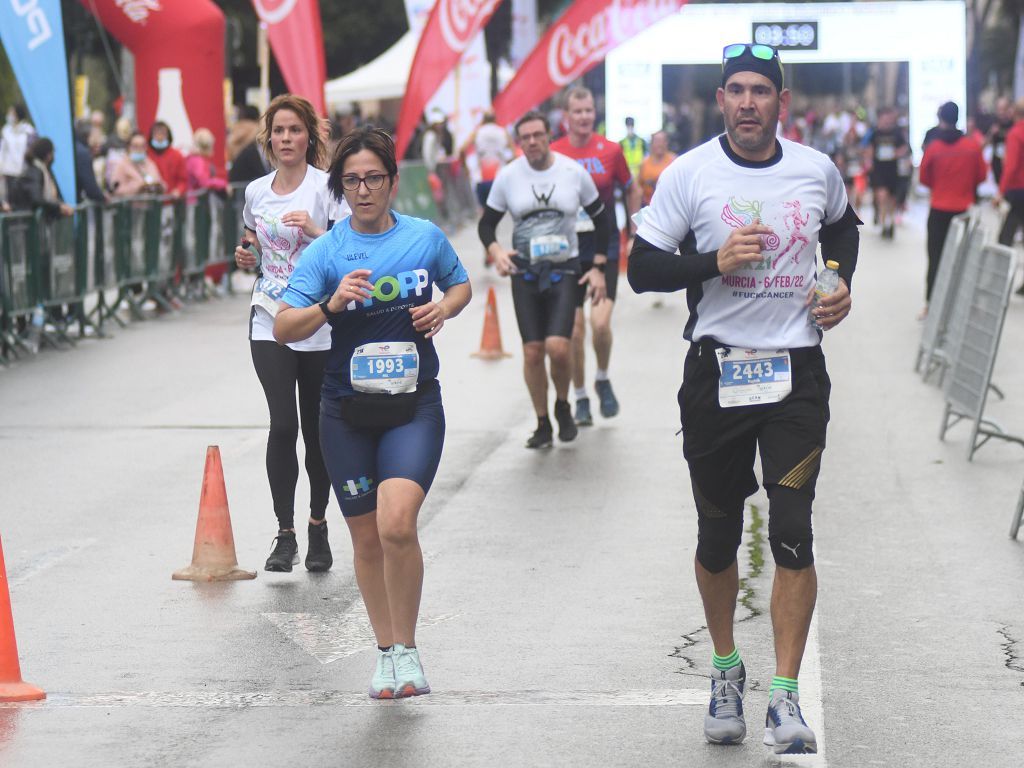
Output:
[{"xmin": 773, "ymin": 201, "xmax": 810, "ymax": 269}]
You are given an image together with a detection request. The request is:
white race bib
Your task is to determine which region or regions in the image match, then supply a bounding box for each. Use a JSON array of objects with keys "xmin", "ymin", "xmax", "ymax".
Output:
[
  {"xmin": 529, "ymin": 234, "xmax": 571, "ymax": 264},
  {"xmin": 350, "ymin": 342, "xmax": 419, "ymax": 394},
  {"xmin": 875, "ymin": 144, "xmax": 896, "ymax": 162},
  {"xmin": 715, "ymin": 348, "xmax": 792, "ymax": 408},
  {"xmin": 252, "ymin": 276, "xmax": 287, "ymax": 317}
]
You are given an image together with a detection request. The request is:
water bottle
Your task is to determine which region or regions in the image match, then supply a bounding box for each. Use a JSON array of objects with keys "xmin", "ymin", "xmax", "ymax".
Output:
[
  {"xmin": 26, "ymin": 304, "xmax": 44, "ymax": 354},
  {"xmin": 809, "ymin": 260, "xmax": 840, "ymax": 329}
]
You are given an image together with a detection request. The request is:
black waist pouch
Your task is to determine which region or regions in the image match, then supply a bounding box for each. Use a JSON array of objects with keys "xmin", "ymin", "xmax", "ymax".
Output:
[{"xmin": 337, "ymin": 380, "xmax": 437, "ymax": 430}]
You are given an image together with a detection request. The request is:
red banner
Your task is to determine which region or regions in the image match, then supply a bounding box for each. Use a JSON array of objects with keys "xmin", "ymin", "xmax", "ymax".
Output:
[
  {"xmin": 80, "ymin": 0, "xmax": 226, "ymax": 173},
  {"xmin": 252, "ymin": 0, "xmax": 327, "ymax": 116},
  {"xmin": 395, "ymin": 0, "xmax": 504, "ymax": 160},
  {"xmin": 492, "ymin": 0, "xmax": 684, "ymax": 126}
]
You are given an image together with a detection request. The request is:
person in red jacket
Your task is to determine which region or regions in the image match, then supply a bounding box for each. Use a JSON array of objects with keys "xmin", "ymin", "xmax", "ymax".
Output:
[
  {"xmin": 147, "ymin": 120, "xmax": 188, "ymax": 196},
  {"xmin": 995, "ymin": 98, "xmax": 1024, "ymax": 296},
  {"xmin": 919, "ymin": 102, "xmax": 986, "ymax": 307}
]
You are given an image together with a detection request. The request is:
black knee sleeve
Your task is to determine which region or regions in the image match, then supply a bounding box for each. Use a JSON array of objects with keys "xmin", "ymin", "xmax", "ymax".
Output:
[
  {"xmin": 766, "ymin": 485, "xmax": 815, "ymax": 569},
  {"xmin": 693, "ymin": 481, "xmax": 744, "ymax": 574}
]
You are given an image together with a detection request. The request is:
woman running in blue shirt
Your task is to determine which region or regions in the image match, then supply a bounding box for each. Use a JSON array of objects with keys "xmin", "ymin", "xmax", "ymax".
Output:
[{"xmin": 274, "ymin": 127, "xmax": 472, "ymax": 699}]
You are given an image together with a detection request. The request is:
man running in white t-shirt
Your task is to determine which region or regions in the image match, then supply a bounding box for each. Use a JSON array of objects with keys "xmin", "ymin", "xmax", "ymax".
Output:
[
  {"xmin": 478, "ymin": 111, "xmax": 609, "ymax": 449},
  {"xmin": 628, "ymin": 43, "xmax": 860, "ymax": 755}
]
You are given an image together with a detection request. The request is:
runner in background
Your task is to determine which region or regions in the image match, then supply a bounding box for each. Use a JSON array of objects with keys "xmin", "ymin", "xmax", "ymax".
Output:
[
  {"xmin": 463, "ymin": 112, "xmax": 513, "ymax": 266},
  {"xmin": 637, "ymin": 131, "xmax": 676, "ymax": 207},
  {"xmin": 862, "ymin": 107, "xmax": 908, "ymax": 240},
  {"xmin": 551, "ymin": 88, "xmax": 641, "ymax": 426},
  {"xmin": 233, "ymin": 94, "xmax": 347, "ymax": 573}
]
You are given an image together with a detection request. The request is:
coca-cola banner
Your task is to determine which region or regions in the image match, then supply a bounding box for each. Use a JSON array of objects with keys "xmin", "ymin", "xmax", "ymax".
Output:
[
  {"xmin": 394, "ymin": 0, "xmax": 505, "ymax": 160},
  {"xmin": 252, "ymin": 0, "xmax": 327, "ymax": 116},
  {"xmin": 492, "ymin": 0, "xmax": 684, "ymax": 126},
  {"xmin": 80, "ymin": 0, "xmax": 226, "ymax": 171}
]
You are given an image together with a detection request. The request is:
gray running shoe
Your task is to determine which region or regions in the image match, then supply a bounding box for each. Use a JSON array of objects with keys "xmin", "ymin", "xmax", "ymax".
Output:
[
  {"xmin": 704, "ymin": 662, "xmax": 746, "ymax": 744},
  {"xmin": 594, "ymin": 379, "xmax": 619, "ymax": 418},
  {"xmin": 574, "ymin": 397, "xmax": 594, "ymax": 426},
  {"xmin": 763, "ymin": 689, "xmax": 817, "ymax": 754}
]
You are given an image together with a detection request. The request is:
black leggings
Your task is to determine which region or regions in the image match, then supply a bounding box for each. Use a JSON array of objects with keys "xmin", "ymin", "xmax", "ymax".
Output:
[
  {"xmin": 926, "ymin": 208, "xmax": 961, "ymax": 302},
  {"xmin": 250, "ymin": 340, "xmax": 331, "ymax": 530}
]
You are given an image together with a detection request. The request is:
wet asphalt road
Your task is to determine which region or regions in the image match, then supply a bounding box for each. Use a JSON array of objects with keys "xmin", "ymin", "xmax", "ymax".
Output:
[{"xmin": 1, "ymin": 205, "xmax": 1023, "ymax": 767}]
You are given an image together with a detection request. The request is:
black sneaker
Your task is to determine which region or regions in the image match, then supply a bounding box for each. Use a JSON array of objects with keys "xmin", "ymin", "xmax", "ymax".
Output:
[
  {"xmin": 594, "ymin": 379, "xmax": 620, "ymax": 418},
  {"xmin": 265, "ymin": 531, "xmax": 299, "ymax": 572},
  {"xmin": 525, "ymin": 419, "xmax": 554, "ymax": 449},
  {"xmin": 574, "ymin": 397, "xmax": 594, "ymax": 426},
  {"xmin": 554, "ymin": 400, "xmax": 578, "ymax": 442},
  {"xmin": 305, "ymin": 521, "xmax": 333, "ymax": 572}
]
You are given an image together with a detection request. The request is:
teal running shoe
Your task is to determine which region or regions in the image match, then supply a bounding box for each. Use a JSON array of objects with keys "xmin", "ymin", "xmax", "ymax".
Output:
[
  {"xmin": 764, "ymin": 689, "xmax": 817, "ymax": 754},
  {"xmin": 368, "ymin": 647, "xmax": 396, "ymax": 699},
  {"xmin": 704, "ymin": 662, "xmax": 746, "ymax": 744},
  {"xmin": 393, "ymin": 644, "xmax": 431, "ymax": 697}
]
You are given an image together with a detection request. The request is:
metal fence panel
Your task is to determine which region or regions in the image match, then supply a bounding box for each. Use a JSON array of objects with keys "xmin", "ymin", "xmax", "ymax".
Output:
[
  {"xmin": 917, "ymin": 213, "xmax": 971, "ymax": 379},
  {"xmin": 940, "ymin": 243, "xmax": 1021, "ymax": 460},
  {"xmin": 0, "ymin": 213, "xmax": 36, "ymax": 315}
]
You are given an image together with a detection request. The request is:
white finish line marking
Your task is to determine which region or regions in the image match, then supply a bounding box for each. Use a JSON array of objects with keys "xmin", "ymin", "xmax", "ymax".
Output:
[
  {"xmin": 6, "ymin": 539, "xmax": 97, "ymax": 588},
  {"xmin": 6, "ymin": 689, "xmax": 710, "ymax": 709},
  {"xmin": 262, "ymin": 604, "xmax": 460, "ymax": 664}
]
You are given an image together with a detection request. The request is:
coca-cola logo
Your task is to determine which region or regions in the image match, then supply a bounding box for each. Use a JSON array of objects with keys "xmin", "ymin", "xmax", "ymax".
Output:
[
  {"xmin": 253, "ymin": 0, "xmax": 299, "ymax": 25},
  {"xmin": 546, "ymin": 0, "xmax": 680, "ymax": 86},
  {"xmin": 115, "ymin": 0, "xmax": 162, "ymax": 25},
  {"xmin": 438, "ymin": 0, "xmax": 502, "ymax": 53}
]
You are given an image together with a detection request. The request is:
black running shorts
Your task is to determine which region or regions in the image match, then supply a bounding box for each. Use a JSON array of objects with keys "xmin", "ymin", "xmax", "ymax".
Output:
[
  {"xmin": 510, "ymin": 272, "xmax": 577, "ymax": 343},
  {"xmin": 678, "ymin": 342, "xmax": 831, "ymax": 513}
]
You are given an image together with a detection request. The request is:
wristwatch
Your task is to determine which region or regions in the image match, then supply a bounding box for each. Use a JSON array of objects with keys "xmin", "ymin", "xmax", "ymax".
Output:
[
  {"xmin": 319, "ymin": 299, "xmax": 338, "ymax": 318},
  {"xmin": 591, "ymin": 262, "xmax": 607, "ymax": 273}
]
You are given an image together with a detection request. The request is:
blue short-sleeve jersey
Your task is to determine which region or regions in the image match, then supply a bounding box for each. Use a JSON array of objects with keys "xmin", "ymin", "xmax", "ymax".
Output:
[{"xmin": 282, "ymin": 211, "xmax": 468, "ymax": 399}]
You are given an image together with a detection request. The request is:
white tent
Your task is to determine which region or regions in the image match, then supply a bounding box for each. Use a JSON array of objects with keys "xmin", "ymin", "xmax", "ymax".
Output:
[{"xmin": 324, "ymin": 31, "xmax": 415, "ymax": 107}]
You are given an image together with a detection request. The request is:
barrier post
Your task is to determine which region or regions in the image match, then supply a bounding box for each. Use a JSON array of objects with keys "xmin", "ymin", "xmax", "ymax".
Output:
[{"xmin": 0, "ymin": 212, "xmax": 39, "ymax": 357}]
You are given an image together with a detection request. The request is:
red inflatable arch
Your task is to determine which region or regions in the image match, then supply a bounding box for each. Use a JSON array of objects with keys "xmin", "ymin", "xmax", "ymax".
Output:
[{"xmin": 82, "ymin": 0, "xmax": 226, "ymax": 172}]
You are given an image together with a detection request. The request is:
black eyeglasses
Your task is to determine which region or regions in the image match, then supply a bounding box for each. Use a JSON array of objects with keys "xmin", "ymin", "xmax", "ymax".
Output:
[
  {"xmin": 340, "ymin": 174, "xmax": 388, "ymax": 191},
  {"xmin": 722, "ymin": 43, "xmax": 779, "ymax": 66}
]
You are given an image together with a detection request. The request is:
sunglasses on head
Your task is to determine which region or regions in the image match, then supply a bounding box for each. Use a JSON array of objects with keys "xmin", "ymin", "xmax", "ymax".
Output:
[{"xmin": 722, "ymin": 43, "xmax": 779, "ymax": 66}]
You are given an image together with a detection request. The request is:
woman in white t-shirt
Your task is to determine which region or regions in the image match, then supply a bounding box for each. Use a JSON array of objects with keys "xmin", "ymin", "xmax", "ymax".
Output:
[{"xmin": 233, "ymin": 94, "xmax": 349, "ymax": 573}]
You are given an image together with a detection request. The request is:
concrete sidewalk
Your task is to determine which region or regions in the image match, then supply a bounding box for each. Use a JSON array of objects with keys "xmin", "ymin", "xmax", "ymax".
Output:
[{"xmin": 1, "ymin": 204, "xmax": 1022, "ymax": 766}]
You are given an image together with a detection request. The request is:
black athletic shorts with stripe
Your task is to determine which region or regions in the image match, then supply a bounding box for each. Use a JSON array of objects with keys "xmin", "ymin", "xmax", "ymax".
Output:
[{"xmin": 679, "ymin": 341, "xmax": 831, "ymax": 515}]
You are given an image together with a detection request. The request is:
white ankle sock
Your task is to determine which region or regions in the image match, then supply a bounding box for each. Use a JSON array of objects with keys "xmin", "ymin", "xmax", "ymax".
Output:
[
  {"xmin": 595, "ymin": 369, "xmax": 609, "ymax": 382},
  {"xmin": 575, "ymin": 387, "xmax": 588, "ymax": 401}
]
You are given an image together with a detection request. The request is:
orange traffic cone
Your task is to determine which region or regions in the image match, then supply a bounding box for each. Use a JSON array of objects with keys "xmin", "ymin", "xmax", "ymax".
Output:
[
  {"xmin": 172, "ymin": 446, "xmax": 257, "ymax": 582},
  {"xmin": 471, "ymin": 286, "xmax": 512, "ymax": 360},
  {"xmin": 0, "ymin": 536, "xmax": 45, "ymax": 702}
]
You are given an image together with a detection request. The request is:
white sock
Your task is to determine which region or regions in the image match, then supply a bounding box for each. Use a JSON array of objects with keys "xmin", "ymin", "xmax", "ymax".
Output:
[
  {"xmin": 595, "ymin": 369, "xmax": 609, "ymax": 382},
  {"xmin": 575, "ymin": 387, "xmax": 588, "ymax": 401}
]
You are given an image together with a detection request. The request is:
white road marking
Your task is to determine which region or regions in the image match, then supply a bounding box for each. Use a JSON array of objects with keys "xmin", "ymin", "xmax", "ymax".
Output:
[
  {"xmin": 262, "ymin": 603, "xmax": 460, "ymax": 664},
  {"xmin": 9, "ymin": 688, "xmax": 711, "ymax": 709},
  {"xmin": 5, "ymin": 539, "xmax": 97, "ymax": 588}
]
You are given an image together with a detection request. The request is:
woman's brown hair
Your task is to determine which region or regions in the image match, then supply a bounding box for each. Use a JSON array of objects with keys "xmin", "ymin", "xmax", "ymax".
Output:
[
  {"xmin": 258, "ymin": 94, "xmax": 328, "ymax": 169},
  {"xmin": 327, "ymin": 126, "xmax": 398, "ymax": 201}
]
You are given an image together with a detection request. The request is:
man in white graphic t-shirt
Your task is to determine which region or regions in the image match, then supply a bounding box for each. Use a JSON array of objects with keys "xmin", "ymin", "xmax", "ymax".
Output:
[{"xmin": 628, "ymin": 43, "xmax": 861, "ymax": 756}]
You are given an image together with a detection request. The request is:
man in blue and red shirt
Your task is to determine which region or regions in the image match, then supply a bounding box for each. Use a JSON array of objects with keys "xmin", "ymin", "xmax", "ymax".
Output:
[{"xmin": 551, "ymin": 87, "xmax": 641, "ymax": 425}]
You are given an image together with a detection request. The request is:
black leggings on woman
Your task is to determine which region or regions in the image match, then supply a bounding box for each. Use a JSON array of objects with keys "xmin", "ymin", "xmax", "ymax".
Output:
[{"xmin": 250, "ymin": 340, "xmax": 331, "ymax": 530}]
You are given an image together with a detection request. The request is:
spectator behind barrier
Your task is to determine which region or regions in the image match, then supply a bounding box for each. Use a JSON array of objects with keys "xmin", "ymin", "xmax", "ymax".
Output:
[
  {"xmin": 227, "ymin": 104, "xmax": 261, "ymax": 165},
  {"xmin": 148, "ymin": 121, "xmax": 187, "ymax": 196},
  {"xmin": 74, "ymin": 119, "xmax": 106, "ymax": 204},
  {"xmin": 186, "ymin": 128, "xmax": 228, "ymax": 194},
  {"xmin": 110, "ymin": 132, "xmax": 165, "ymax": 197},
  {"xmin": 1, "ymin": 103, "xmax": 36, "ymax": 202},
  {"xmin": 9, "ymin": 136, "xmax": 74, "ymax": 218}
]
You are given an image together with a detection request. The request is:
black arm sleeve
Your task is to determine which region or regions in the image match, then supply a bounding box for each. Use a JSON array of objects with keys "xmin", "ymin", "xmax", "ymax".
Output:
[
  {"xmin": 584, "ymin": 199, "xmax": 610, "ymax": 259},
  {"xmin": 819, "ymin": 203, "xmax": 862, "ymax": 291},
  {"xmin": 477, "ymin": 205, "xmax": 504, "ymax": 248},
  {"xmin": 627, "ymin": 235, "xmax": 721, "ymax": 294}
]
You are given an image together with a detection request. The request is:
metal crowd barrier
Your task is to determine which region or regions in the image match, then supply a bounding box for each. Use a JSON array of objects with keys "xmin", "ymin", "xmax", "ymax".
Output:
[
  {"xmin": 938, "ymin": 243, "xmax": 1021, "ymax": 461},
  {"xmin": 0, "ymin": 188, "xmax": 239, "ymax": 364},
  {"xmin": 391, "ymin": 159, "xmax": 477, "ymax": 233}
]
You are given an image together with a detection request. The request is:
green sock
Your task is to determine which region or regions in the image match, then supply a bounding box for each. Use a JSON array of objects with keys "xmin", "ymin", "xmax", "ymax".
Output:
[
  {"xmin": 712, "ymin": 648, "xmax": 741, "ymax": 671},
  {"xmin": 770, "ymin": 676, "xmax": 799, "ymax": 695}
]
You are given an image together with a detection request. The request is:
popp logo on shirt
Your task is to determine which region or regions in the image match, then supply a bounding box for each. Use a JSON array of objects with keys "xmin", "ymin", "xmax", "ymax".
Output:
[{"xmin": 347, "ymin": 268, "xmax": 430, "ymax": 310}]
